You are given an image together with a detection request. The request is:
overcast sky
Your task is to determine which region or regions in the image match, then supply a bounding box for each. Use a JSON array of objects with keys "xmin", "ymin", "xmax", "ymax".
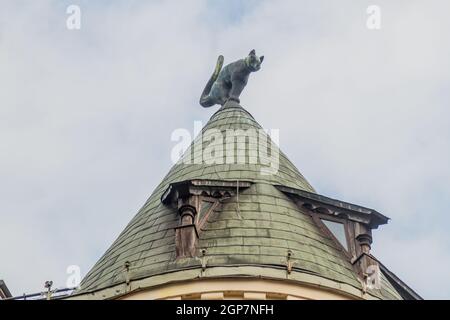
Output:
[{"xmin": 1, "ymin": 0, "xmax": 449, "ymax": 299}]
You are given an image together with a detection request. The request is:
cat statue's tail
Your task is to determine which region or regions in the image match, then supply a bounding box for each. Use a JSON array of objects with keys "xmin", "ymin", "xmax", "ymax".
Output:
[{"xmin": 199, "ymin": 55, "xmax": 224, "ymax": 108}]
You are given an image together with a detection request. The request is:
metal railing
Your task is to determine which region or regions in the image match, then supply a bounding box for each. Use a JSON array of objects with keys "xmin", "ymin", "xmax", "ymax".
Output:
[{"xmin": 4, "ymin": 287, "xmax": 76, "ymax": 300}]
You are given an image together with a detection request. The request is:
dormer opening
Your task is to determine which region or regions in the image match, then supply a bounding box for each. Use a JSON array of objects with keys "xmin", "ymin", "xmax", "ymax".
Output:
[{"xmin": 320, "ymin": 218, "xmax": 349, "ymax": 251}]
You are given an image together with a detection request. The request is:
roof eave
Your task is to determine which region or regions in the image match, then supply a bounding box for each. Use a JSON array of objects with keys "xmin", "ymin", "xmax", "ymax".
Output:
[{"xmin": 275, "ymin": 185, "xmax": 389, "ymax": 229}]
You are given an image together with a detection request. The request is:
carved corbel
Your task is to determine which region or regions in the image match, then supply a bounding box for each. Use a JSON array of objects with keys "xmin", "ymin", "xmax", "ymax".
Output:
[{"xmin": 162, "ymin": 179, "xmax": 252, "ymax": 259}]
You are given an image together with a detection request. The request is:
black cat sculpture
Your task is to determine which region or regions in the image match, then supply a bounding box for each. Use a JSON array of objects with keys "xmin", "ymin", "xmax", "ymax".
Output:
[{"xmin": 200, "ymin": 50, "xmax": 264, "ymax": 107}]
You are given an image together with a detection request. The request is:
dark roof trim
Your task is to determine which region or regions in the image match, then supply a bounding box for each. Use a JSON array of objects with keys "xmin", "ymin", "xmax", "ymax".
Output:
[
  {"xmin": 0, "ymin": 280, "xmax": 12, "ymax": 298},
  {"xmin": 275, "ymin": 185, "xmax": 389, "ymax": 229}
]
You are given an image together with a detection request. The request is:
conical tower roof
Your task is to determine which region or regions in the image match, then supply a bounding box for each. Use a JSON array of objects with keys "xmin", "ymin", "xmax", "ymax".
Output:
[
  {"xmin": 165, "ymin": 101, "xmax": 315, "ymax": 192},
  {"xmin": 75, "ymin": 101, "xmax": 411, "ymax": 300}
]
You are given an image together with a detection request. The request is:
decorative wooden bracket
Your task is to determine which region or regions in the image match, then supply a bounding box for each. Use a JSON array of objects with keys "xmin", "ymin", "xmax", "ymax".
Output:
[
  {"xmin": 286, "ymin": 250, "xmax": 293, "ymax": 275},
  {"xmin": 162, "ymin": 179, "xmax": 252, "ymax": 259}
]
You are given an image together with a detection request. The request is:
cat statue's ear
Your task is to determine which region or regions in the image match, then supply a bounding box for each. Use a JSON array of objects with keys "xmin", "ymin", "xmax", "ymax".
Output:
[
  {"xmin": 259, "ymin": 56, "xmax": 264, "ymax": 63},
  {"xmin": 249, "ymin": 49, "xmax": 256, "ymax": 55}
]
